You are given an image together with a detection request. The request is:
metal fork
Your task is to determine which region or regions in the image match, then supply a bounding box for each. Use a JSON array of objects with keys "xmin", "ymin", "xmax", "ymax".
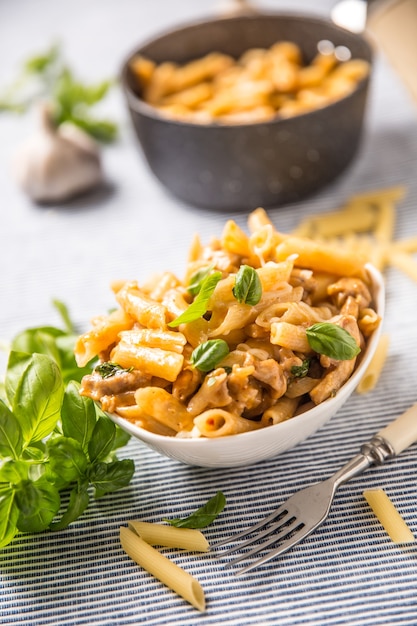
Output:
[{"xmin": 213, "ymin": 402, "xmax": 417, "ymax": 575}]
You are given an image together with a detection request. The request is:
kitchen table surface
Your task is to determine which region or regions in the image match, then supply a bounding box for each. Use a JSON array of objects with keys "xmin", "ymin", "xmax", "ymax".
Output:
[{"xmin": 1, "ymin": 1, "xmax": 417, "ymax": 625}]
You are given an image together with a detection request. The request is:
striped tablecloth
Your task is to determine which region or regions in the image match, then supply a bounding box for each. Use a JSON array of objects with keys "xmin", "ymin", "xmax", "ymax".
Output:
[{"xmin": 1, "ymin": 1, "xmax": 417, "ymax": 624}]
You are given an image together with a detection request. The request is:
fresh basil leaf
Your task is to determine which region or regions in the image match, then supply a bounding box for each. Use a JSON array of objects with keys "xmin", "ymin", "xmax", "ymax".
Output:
[
  {"xmin": 112, "ymin": 425, "xmax": 132, "ymax": 451},
  {"xmin": 306, "ymin": 323, "xmax": 361, "ymax": 360},
  {"xmin": 163, "ymin": 491, "xmax": 226, "ymax": 529},
  {"xmin": 0, "ymin": 379, "xmax": 6, "ymax": 403},
  {"xmin": 50, "ymin": 482, "xmax": 89, "ymax": 531},
  {"xmin": 88, "ymin": 416, "xmax": 116, "ymax": 463},
  {"xmin": 11, "ymin": 352, "xmax": 64, "ymax": 444},
  {"xmin": 88, "ymin": 459, "xmax": 135, "ymax": 499},
  {"xmin": 0, "ymin": 459, "xmax": 30, "ymax": 484},
  {"xmin": 22, "ymin": 444, "xmax": 46, "ymax": 462},
  {"xmin": 190, "ymin": 339, "xmax": 229, "ymax": 372},
  {"xmin": 168, "ymin": 271, "xmax": 222, "ymax": 327},
  {"xmin": 15, "ymin": 479, "xmax": 60, "ymax": 533},
  {"xmin": 47, "ymin": 436, "xmax": 88, "ymax": 487},
  {"xmin": 0, "ymin": 488, "xmax": 19, "ymax": 549},
  {"xmin": 0, "ymin": 399, "xmax": 22, "ymax": 459},
  {"xmin": 291, "ymin": 359, "xmax": 311, "ymax": 378},
  {"xmin": 94, "ymin": 362, "xmax": 133, "ymax": 379},
  {"xmin": 5, "ymin": 351, "xmax": 33, "ymax": 408},
  {"xmin": 11, "ymin": 327, "xmax": 64, "ymax": 364},
  {"xmin": 61, "ymin": 381, "xmax": 96, "ymax": 451},
  {"xmin": 52, "ymin": 298, "xmax": 75, "ymax": 334},
  {"xmin": 232, "ymin": 265, "xmax": 262, "ymax": 305},
  {"xmin": 11, "ymin": 327, "xmax": 92, "ymax": 384},
  {"xmin": 188, "ymin": 265, "xmax": 214, "ymax": 297}
]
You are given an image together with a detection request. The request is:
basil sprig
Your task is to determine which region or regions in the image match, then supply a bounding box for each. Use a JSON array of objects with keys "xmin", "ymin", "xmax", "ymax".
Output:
[
  {"xmin": 306, "ymin": 322, "xmax": 360, "ymax": 360},
  {"xmin": 190, "ymin": 339, "xmax": 230, "ymax": 372},
  {"xmin": 168, "ymin": 271, "xmax": 222, "ymax": 327},
  {"xmin": 187, "ymin": 265, "xmax": 214, "ymax": 297},
  {"xmin": 232, "ymin": 265, "xmax": 262, "ymax": 306},
  {"xmin": 163, "ymin": 491, "xmax": 226, "ymax": 529},
  {"xmin": 0, "ymin": 303, "xmax": 135, "ymax": 549}
]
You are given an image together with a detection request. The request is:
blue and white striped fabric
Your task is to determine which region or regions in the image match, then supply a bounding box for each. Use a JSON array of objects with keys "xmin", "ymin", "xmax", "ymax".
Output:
[{"xmin": 1, "ymin": 0, "xmax": 417, "ymax": 624}]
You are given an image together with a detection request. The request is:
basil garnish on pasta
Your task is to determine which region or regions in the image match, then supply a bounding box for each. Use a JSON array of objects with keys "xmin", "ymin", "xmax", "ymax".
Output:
[
  {"xmin": 232, "ymin": 265, "xmax": 262, "ymax": 305},
  {"xmin": 291, "ymin": 359, "xmax": 311, "ymax": 378},
  {"xmin": 190, "ymin": 339, "xmax": 230, "ymax": 372},
  {"xmin": 187, "ymin": 265, "xmax": 215, "ymax": 297},
  {"xmin": 163, "ymin": 491, "xmax": 226, "ymax": 528},
  {"xmin": 168, "ymin": 271, "xmax": 222, "ymax": 327},
  {"xmin": 306, "ymin": 323, "xmax": 360, "ymax": 360},
  {"xmin": 95, "ymin": 362, "xmax": 133, "ymax": 379}
]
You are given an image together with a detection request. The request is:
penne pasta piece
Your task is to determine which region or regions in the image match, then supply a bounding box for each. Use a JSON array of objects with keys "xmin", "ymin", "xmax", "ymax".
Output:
[
  {"xmin": 194, "ymin": 409, "xmax": 262, "ymax": 437},
  {"xmin": 256, "ymin": 260, "xmax": 295, "ymax": 288},
  {"xmin": 146, "ymin": 272, "xmax": 181, "ymax": 301},
  {"xmin": 275, "ymin": 236, "xmax": 368, "ymax": 277},
  {"xmin": 285, "ymin": 376, "xmax": 320, "ymax": 399},
  {"xmin": 363, "ymin": 489, "xmax": 415, "ymax": 544},
  {"xmin": 116, "ymin": 282, "xmax": 167, "ymax": 329},
  {"xmin": 208, "ymin": 303, "xmax": 254, "ymax": 337},
  {"xmin": 111, "ymin": 342, "xmax": 184, "ymax": 382},
  {"xmin": 270, "ymin": 321, "xmax": 311, "ymax": 353},
  {"xmin": 356, "ymin": 334, "xmax": 389, "ymax": 394},
  {"xmin": 120, "ymin": 527, "xmax": 206, "ymax": 612},
  {"xmin": 128, "ymin": 521, "xmax": 209, "ymax": 552},
  {"xmin": 261, "ymin": 396, "xmax": 299, "ymax": 425},
  {"xmin": 303, "ymin": 204, "xmax": 377, "ymax": 238},
  {"xmin": 247, "ymin": 206, "xmax": 274, "ymax": 233},
  {"xmin": 74, "ymin": 308, "xmax": 133, "ymax": 367},
  {"xmin": 346, "ymin": 184, "xmax": 405, "ymax": 206},
  {"xmin": 135, "ymin": 386, "xmax": 194, "ymax": 432},
  {"xmin": 118, "ymin": 328, "xmax": 186, "ymax": 353},
  {"xmin": 115, "ymin": 405, "xmax": 177, "ymax": 436},
  {"xmin": 249, "ymin": 224, "xmax": 281, "ymax": 262},
  {"xmin": 221, "ymin": 219, "xmax": 252, "ymax": 257}
]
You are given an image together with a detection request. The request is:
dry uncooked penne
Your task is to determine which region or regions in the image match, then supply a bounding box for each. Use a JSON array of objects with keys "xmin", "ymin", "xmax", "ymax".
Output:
[
  {"xmin": 363, "ymin": 489, "xmax": 415, "ymax": 544},
  {"xmin": 120, "ymin": 527, "xmax": 206, "ymax": 612},
  {"xmin": 128, "ymin": 521, "xmax": 209, "ymax": 552}
]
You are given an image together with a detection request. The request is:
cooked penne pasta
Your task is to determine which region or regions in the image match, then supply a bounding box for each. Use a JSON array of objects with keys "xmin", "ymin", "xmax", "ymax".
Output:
[
  {"xmin": 111, "ymin": 343, "xmax": 184, "ymax": 382},
  {"xmin": 74, "ymin": 308, "xmax": 133, "ymax": 367},
  {"xmin": 194, "ymin": 409, "xmax": 262, "ymax": 437},
  {"xmin": 134, "ymin": 387, "xmax": 194, "ymax": 432},
  {"xmin": 120, "ymin": 526, "xmax": 206, "ymax": 611},
  {"xmin": 261, "ymin": 396, "xmax": 299, "ymax": 425},
  {"xmin": 270, "ymin": 321, "xmax": 311, "ymax": 353},
  {"xmin": 128, "ymin": 521, "xmax": 209, "ymax": 552},
  {"xmin": 363, "ymin": 489, "xmax": 415, "ymax": 544},
  {"xmin": 77, "ymin": 206, "xmax": 381, "ymax": 438},
  {"xmin": 130, "ymin": 41, "xmax": 370, "ymax": 124}
]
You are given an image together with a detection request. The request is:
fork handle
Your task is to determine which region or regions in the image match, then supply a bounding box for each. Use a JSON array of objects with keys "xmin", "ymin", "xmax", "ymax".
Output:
[{"xmin": 376, "ymin": 402, "xmax": 417, "ymax": 455}]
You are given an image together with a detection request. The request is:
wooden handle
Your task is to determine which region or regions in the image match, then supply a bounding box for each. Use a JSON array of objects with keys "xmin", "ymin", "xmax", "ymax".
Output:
[{"xmin": 377, "ymin": 402, "xmax": 417, "ymax": 455}]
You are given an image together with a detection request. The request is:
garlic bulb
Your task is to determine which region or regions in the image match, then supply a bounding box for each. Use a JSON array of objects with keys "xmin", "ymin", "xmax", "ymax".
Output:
[{"xmin": 13, "ymin": 103, "xmax": 103, "ymax": 203}]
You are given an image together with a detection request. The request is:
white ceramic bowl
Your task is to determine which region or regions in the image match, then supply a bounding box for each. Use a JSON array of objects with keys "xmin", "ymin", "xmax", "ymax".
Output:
[{"xmin": 107, "ymin": 265, "xmax": 384, "ymax": 468}]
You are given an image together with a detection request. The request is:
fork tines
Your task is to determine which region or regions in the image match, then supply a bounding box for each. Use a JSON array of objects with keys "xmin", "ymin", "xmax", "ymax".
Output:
[{"xmin": 212, "ymin": 505, "xmax": 307, "ymax": 575}]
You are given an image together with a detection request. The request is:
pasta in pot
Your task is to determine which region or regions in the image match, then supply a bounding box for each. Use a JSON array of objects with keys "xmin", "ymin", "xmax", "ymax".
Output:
[{"xmin": 75, "ymin": 209, "xmax": 380, "ymax": 438}]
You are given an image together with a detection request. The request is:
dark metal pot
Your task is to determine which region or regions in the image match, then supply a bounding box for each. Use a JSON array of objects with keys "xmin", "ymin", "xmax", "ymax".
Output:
[{"xmin": 121, "ymin": 13, "xmax": 373, "ymax": 211}]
